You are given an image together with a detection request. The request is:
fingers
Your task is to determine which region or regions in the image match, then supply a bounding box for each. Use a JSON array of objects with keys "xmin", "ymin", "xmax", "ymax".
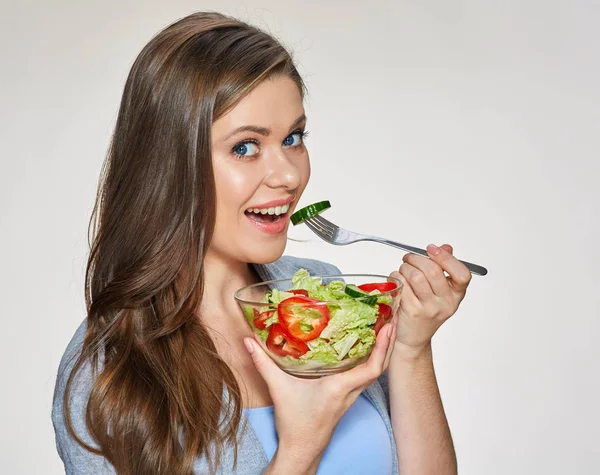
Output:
[
  {"xmin": 426, "ymin": 244, "xmax": 472, "ymax": 293},
  {"xmin": 389, "ymin": 270, "xmax": 421, "ymax": 311},
  {"xmin": 402, "ymin": 253, "xmax": 451, "ymax": 298},
  {"xmin": 365, "ymin": 323, "xmax": 392, "ymax": 373},
  {"xmin": 440, "ymin": 244, "xmax": 453, "ymax": 254},
  {"xmin": 399, "ymin": 260, "xmax": 434, "ymax": 300},
  {"xmin": 383, "ymin": 315, "xmax": 398, "ymax": 369},
  {"xmin": 244, "ymin": 336, "xmax": 287, "ymax": 388}
]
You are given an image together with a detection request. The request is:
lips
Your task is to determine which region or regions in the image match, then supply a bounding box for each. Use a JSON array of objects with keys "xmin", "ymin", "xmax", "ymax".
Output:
[
  {"xmin": 245, "ymin": 202, "xmax": 291, "ymax": 217},
  {"xmin": 245, "ymin": 195, "xmax": 295, "ymax": 211},
  {"xmin": 246, "ymin": 212, "xmax": 281, "ymax": 223},
  {"xmin": 244, "ymin": 208, "xmax": 290, "ymax": 235},
  {"xmin": 243, "ymin": 195, "xmax": 295, "ymax": 235}
]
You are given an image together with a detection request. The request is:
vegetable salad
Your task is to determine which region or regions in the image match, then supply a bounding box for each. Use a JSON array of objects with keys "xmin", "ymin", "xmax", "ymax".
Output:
[{"xmin": 243, "ymin": 269, "xmax": 398, "ymax": 364}]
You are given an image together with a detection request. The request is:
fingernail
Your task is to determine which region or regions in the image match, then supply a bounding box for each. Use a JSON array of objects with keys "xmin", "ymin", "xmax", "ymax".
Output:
[
  {"xmin": 427, "ymin": 244, "xmax": 441, "ymax": 256},
  {"xmin": 387, "ymin": 325, "xmax": 393, "ymax": 338},
  {"xmin": 243, "ymin": 338, "xmax": 255, "ymax": 354}
]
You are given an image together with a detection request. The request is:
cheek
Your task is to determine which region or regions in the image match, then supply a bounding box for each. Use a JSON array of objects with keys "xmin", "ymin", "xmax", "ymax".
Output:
[{"xmin": 214, "ymin": 163, "xmax": 261, "ymax": 212}]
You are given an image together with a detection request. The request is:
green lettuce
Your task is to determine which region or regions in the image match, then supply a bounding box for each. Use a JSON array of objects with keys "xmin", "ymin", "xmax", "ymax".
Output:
[
  {"xmin": 301, "ymin": 338, "xmax": 339, "ymax": 364},
  {"xmin": 291, "ymin": 268, "xmax": 322, "ymax": 293},
  {"xmin": 309, "ymin": 281, "xmax": 347, "ymax": 302},
  {"xmin": 264, "ymin": 312, "xmax": 279, "ymax": 327},
  {"xmin": 257, "ymin": 328, "xmax": 269, "ymax": 341},
  {"xmin": 264, "ymin": 288, "xmax": 295, "ymax": 305},
  {"xmin": 332, "ymin": 326, "xmax": 376, "ymax": 359},
  {"xmin": 319, "ymin": 300, "xmax": 378, "ymax": 341},
  {"xmin": 346, "ymin": 327, "xmax": 376, "ymax": 358},
  {"xmin": 348, "ymin": 342, "xmax": 373, "ymax": 358},
  {"xmin": 242, "ymin": 305, "xmax": 255, "ymax": 326},
  {"xmin": 291, "ymin": 269, "xmax": 346, "ymax": 302},
  {"xmin": 332, "ymin": 333, "xmax": 359, "ymax": 360}
]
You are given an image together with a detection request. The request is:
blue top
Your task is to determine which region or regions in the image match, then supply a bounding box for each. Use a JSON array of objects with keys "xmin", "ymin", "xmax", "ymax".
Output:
[{"xmin": 244, "ymin": 393, "xmax": 393, "ymax": 474}]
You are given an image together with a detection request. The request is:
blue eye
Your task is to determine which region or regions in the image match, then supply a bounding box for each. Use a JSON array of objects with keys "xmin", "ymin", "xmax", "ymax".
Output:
[
  {"xmin": 232, "ymin": 141, "xmax": 259, "ymax": 158},
  {"xmin": 282, "ymin": 131, "xmax": 305, "ymax": 147}
]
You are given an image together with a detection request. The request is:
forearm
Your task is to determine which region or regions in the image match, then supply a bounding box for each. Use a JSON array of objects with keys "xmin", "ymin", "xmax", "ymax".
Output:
[
  {"xmin": 263, "ymin": 443, "xmax": 324, "ymax": 475},
  {"xmin": 388, "ymin": 342, "xmax": 457, "ymax": 475}
]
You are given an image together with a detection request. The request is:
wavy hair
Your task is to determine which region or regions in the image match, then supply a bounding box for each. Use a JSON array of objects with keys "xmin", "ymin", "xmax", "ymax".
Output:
[{"xmin": 63, "ymin": 12, "xmax": 304, "ymax": 474}]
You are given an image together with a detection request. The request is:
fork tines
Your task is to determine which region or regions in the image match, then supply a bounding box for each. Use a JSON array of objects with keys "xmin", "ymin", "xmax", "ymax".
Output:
[{"xmin": 304, "ymin": 215, "xmax": 337, "ymax": 240}]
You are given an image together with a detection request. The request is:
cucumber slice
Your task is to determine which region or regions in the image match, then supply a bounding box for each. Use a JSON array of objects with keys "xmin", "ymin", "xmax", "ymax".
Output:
[
  {"xmin": 290, "ymin": 200, "xmax": 331, "ymax": 226},
  {"xmin": 344, "ymin": 284, "xmax": 378, "ymax": 306}
]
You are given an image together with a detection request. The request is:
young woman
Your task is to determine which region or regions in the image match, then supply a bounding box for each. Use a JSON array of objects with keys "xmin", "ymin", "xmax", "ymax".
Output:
[{"xmin": 53, "ymin": 11, "xmax": 471, "ymax": 475}]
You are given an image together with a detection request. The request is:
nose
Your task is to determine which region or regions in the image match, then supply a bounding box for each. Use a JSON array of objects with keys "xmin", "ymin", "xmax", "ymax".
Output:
[{"xmin": 262, "ymin": 147, "xmax": 303, "ymax": 190}]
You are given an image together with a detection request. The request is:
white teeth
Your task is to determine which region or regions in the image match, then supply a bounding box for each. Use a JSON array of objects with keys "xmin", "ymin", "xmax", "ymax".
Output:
[{"xmin": 248, "ymin": 203, "xmax": 291, "ymax": 216}]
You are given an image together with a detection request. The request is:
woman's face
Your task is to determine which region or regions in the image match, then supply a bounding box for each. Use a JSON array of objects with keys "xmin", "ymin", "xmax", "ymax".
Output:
[{"xmin": 210, "ymin": 75, "xmax": 310, "ymax": 264}]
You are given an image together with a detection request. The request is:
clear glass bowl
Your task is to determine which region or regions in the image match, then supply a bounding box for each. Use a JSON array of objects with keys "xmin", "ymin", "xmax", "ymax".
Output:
[{"xmin": 234, "ymin": 274, "xmax": 402, "ymax": 377}]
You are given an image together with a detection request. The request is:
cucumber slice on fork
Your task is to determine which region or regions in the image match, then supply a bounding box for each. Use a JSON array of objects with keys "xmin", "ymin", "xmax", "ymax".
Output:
[{"xmin": 290, "ymin": 200, "xmax": 331, "ymax": 226}]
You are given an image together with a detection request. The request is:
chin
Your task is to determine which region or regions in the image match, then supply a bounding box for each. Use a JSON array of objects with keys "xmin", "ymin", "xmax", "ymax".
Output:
[{"xmin": 245, "ymin": 241, "xmax": 287, "ymax": 265}]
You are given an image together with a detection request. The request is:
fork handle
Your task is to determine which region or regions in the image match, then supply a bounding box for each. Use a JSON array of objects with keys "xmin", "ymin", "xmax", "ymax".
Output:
[{"xmin": 363, "ymin": 237, "xmax": 488, "ymax": 276}]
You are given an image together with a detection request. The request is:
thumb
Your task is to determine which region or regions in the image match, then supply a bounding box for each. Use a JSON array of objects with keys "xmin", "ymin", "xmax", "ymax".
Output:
[{"xmin": 244, "ymin": 337, "xmax": 286, "ymax": 387}]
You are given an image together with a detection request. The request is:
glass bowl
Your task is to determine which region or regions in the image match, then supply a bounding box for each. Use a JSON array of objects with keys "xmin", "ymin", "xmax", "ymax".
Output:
[{"xmin": 234, "ymin": 273, "xmax": 402, "ymax": 377}]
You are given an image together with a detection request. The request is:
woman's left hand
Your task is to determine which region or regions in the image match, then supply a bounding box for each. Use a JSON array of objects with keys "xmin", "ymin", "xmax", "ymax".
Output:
[{"xmin": 389, "ymin": 243, "xmax": 472, "ymax": 358}]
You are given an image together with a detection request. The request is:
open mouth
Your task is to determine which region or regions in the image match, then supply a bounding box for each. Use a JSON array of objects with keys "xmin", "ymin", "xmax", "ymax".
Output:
[{"xmin": 244, "ymin": 203, "xmax": 291, "ymax": 223}]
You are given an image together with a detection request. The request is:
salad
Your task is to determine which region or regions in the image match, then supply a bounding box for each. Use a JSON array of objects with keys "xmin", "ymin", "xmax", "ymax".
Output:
[{"xmin": 243, "ymin": 269, "xmax": 398, "ymax": 365}]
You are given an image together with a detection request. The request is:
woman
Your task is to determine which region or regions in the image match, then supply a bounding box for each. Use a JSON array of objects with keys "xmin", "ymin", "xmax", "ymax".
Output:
[{"xmin": 53, "ymin": 11, "xmax": 471, "ymax": 475}]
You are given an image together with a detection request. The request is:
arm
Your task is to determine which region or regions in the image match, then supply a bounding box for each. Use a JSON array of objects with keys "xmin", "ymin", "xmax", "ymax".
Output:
[
  {"xmin": 387, "ymin": 243, "xmax": 473, "ymax": 474},
  {"xmin": 263, "ymin": 444, "xmax": 324, "ymax": 475},
  {"xmin": 53, "ymin": 419, "xmax": 117, "ymax": 475},
  {"xmin": 388, "ymin": 342, "xmax": 457, "ymax": 475},
  {"xmin": 52, "ymin": 332, "xmax": 117, "ymax": 475}
]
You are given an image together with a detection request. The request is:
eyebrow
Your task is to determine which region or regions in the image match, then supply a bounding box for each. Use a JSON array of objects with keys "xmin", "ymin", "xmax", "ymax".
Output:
[{"xmin": 222, "ymin": 114, "xmax": 307, "ymax": 142}]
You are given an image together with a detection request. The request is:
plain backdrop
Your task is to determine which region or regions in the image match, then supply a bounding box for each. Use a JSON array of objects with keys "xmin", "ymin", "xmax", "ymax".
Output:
[{"xmin": 1, "ymin": 1, "xmax": 599, "ymax": 474}]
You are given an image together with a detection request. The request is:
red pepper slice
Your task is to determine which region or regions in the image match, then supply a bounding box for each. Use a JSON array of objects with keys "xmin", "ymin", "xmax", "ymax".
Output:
[
  {"xmin": 266, "ymin": 324, "xmax": 309, "ymax": 358},
  {"xmin": 278, "ymin": 296, "xmax": 330, "ymax": 342},
  {"xmin": 358, "ymin": 282, "xmax": 398, "ymax": 293},
  {"xmin": 253, "ymin": 308, "xmax": 275, "ymax": 330},
  {"xmin": 373, "ymin": 303, "xmax": 393, "ymax": 335},
  {"xmin": 288, "ymin": 289, "xmax": 309, "ymax": 297}
]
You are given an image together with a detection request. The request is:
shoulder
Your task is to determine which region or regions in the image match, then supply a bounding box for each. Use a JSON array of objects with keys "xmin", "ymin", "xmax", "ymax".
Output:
[
  {"xmin": 266, "ymin": 255, "xmax": 342, "ymax": 279},
  {"xmin": 51, "ymin": 319, "xmax": 92, "ymax": 441},
  {"xmin": 53, "ymin": 319, "xmax": 89, "ymax": 422},
  {"xmin": 52, "ymin": 320, "xmax": 115, "ymax": 473},
  {"xmin": 53, "ymin": 319, "xmax": 90, "ymax": 409}
]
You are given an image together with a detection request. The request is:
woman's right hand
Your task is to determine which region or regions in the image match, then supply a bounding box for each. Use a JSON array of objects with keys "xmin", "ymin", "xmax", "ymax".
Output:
[{"xmin": 243, "ymin": 317, "xmax": 398, "ymax": 474}]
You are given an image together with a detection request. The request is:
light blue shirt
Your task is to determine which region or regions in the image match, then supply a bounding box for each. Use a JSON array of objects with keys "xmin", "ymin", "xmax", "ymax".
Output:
[{"xmin": 244, "ymin": 393, "xmax": 393, "ymax": 474}]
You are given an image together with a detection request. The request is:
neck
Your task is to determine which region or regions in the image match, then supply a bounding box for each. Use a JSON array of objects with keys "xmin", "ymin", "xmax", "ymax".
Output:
[{"xmin": 198, "ymin": 249, "xmax": 262, "ymax": 322}]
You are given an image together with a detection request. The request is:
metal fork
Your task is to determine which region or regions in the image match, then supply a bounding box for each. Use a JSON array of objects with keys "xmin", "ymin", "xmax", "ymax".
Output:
[{"xmin": 304, "ymin": 214, "xmax": 488, "ymax": 276}]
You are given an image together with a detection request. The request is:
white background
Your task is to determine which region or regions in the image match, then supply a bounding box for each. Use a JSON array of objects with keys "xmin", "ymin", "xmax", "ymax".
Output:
[{"xmin": 1, "ymin": 1, "xmax": 599, "ymax": 474}]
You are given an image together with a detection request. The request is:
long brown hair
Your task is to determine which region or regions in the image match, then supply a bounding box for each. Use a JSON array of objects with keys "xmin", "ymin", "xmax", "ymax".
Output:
[{"xmin": 63, "ymin": 12, "xmax": 304, "ymax": 474}]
